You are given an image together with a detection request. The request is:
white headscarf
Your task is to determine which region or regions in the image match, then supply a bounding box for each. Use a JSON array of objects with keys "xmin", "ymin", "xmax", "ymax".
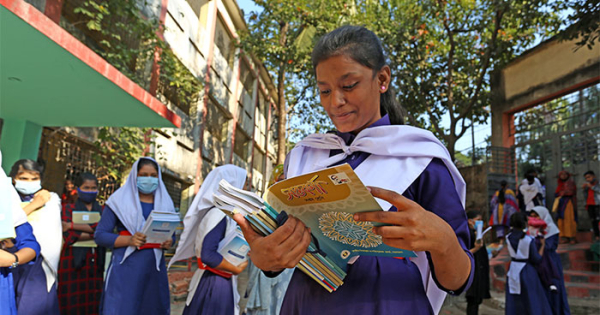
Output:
[
  {"xmin": 169, "ymin": 164, "xmax": 247, "ymax": 267},
  {"xmin": 169, "ymin": 165, "xmax": 246, "ymax": 312},
  {"xmin": 105, "ymin": 157, "xmax": 175, "ymax": 271},
  {"xmin": 286, "ymin": 125, "xmax": 466, "ymax": 315},
  {"xmin": 531, "ymin": 206, "xmax": 560, "ymax": 239},
  {"xmin": 0, "ymin": 151, "xmax": 28, "ymax": 227}
]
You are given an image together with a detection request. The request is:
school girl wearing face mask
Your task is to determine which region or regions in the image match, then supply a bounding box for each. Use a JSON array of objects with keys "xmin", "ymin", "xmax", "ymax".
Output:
[{"xmin": 95, "ymin": 157, "xmax": 176, "ymax": 314}]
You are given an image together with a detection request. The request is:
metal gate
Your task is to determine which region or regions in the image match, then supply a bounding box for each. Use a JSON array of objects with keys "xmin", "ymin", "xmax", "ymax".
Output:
[{"xmin": 511, "ymin": 83, "xmax": 600, "ymax": 230}]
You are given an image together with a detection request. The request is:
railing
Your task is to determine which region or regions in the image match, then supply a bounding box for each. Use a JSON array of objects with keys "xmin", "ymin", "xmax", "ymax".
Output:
[{"xmin": 486, "ymin": 146, "xmax": 516, "ymax": 175}]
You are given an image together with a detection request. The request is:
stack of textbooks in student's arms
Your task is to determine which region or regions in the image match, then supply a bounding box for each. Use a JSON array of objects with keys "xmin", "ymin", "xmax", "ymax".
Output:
[
  {"xmin": 213, "ymin": 163, "xmax": 417, "ymax": 292},
  {"xmin": 139, "ymin": 211, "xmax": 180, "ymax": 249},
  {"xmin": 214, "ymin": 180, "xmax": 347, "ymax": 292}
]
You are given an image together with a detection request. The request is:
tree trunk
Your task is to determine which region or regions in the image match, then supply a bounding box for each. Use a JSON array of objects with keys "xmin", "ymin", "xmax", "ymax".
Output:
[
  {"xmin": 276, "ymin": 22, "xmax": 289, "ymax": 165},
  {"xmin": 447, "ymin": 136, "xmax": 457, "ymax": 162}
]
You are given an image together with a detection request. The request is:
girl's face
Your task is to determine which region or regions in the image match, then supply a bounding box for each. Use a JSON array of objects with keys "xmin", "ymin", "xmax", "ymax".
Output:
[
  {"xmin": 138, "ymin": 164, "xmax": 158, "ymax": 178},
  {"xmin": 530, "ymin": 211, "xmax": 539, "ymax": 218},
  {"xmin": 79, "ymin": 179, "xmax": 98, "ymax": 192},
  {"xmin": 14, "ymin": 169, "xmax": 40, "ymax": 182},
  {"xmin": 65, "ymin": 180, "xmax": 75, "ymax": 191},
  {"xmin": 316, "ymin": 55, "xmax": 390, "ymax": 134}
]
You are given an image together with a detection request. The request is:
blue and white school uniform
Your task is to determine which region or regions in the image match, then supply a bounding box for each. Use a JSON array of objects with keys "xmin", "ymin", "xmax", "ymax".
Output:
[
  {"xmin": 505, "ymin": 231, "xmax": 552, "ymax": 315},
  {"xmin": 279, "ymin": 115, "xmax": 474, "ymax": 314}
]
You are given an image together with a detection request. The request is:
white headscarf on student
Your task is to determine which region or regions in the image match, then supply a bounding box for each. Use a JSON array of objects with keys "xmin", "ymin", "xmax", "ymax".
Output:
[
  {"xmin": 286, "ymin": 125, "xmax": 466, "ymax": 315},
  {"xmin": 0, "ymin": 151, "xmax": 28, "ymax": 227},
  {"xmin": 169, "ymin": 165, "xmax": 246, "ymax": 311},
  {"xmin": 105, "ymin": 157, "xmax": 175, "ymax": 271},
  {"xmin": 169, "ymin": 164, "xmax": 247, "ymax": 267},
  {"xmin": 531, "ymin": 206, "xmax": 560, "ymax": 239}
]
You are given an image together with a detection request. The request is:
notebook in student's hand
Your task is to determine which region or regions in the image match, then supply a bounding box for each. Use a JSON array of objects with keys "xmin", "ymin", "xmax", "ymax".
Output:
[
  {"xmin": 72, "ymin": 211, "xmax": 101, "ymax": 225},
  {"xmin": 217, "ymin": 227, "xmax": 249, "ymax": 266},
  {"xmin": 212, "ymin": 163, "xmax": 417, "ymax": 293}
]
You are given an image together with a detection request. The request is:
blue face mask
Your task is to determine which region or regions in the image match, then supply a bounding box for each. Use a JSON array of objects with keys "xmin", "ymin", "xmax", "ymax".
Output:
[
  {"xmin": 14, "ymin": 180, "xmax": 42, "ymax": 195},
  {"xmin": 137, "ymin": 176, "xmax": 159, "ymax": 194},
  {"xmin": 77, "ymin": 187, "xmax": 98, "ymax": 203}
]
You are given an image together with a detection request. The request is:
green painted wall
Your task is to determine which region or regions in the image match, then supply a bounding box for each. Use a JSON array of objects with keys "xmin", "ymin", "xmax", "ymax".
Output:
[{"xmin": 0, "ymin": 119, "xmax": 42, "ymax": 173}]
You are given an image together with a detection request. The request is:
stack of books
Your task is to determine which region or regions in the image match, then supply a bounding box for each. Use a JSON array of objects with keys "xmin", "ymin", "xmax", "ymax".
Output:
[
  {"xmin": 72, "ymin": 211, "xmax": 102, "ymax": 247},
  {"xmin": 213, "ymin": 164, "xmax": 417, "ymax": 292},
  {"xmin": 214, "ymin": 179, "xmax": 347, "ymax": 292},
  {"xmin": 139, "ymin": 211, "xmax": 180, "ymax": 249}
]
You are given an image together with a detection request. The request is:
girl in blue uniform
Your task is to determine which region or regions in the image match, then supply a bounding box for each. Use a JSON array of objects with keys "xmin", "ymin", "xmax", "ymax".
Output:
[
  {"xmin": 505, "ymin": 212, "xmax": 552, "ymax": 314},
  {"xmin": 234, "ymin": 26, "xmax": 474, "ymax": 315},
  {"xmin": 0, "ymin": 152, "xmax": 40, "ymax": 315},
  {"xmin": 96, "ymin": 157, "xmax": 176, "ymax": 314}
]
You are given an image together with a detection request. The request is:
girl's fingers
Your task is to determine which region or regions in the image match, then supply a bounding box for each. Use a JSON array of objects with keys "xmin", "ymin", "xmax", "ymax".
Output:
[
  {"xmin": 367, "ymin": 186, "xmax": 418, "ymax": 211},
  {"xmin": 354, "ymin": 210, "xmax": 413, "ymax": 226},
  {"xmin": 281, "ymin": 227, "xmax": 312, "ymax": 268}
]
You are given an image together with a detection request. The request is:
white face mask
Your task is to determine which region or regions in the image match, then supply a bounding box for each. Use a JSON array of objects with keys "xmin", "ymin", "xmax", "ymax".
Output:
[{"xmin": 14, "ymin": 180, "xmax": 42, "ymax": 195}]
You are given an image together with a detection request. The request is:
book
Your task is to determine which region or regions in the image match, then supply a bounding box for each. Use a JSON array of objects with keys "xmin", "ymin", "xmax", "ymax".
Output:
[
  {"xmin": 0, "ymin": 178, "xmax": 16, "ymax": 240},
  {"xmin": 70, "ymin": 211, "xmax": 102, "ymax": 247},
  {"xmin": 72, "ymin": 211, "xmax": 101, "ymax": 225},
  {"xmin": 213, "ymin": 163, "xmax": 417, "ymax": 292},
  {"xmin": 217, "ymin": 227, "xmax": 249, "ymax": 266},
  {"xmin": 139, "ymin": 211, "xmax": 180, "ymax": 248},
  {"xmin": 475, "ymin": 220, "xmax": 484, "ymax": 240}
]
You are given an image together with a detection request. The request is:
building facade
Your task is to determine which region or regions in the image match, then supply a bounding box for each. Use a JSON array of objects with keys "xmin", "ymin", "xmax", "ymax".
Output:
[
  {"xmin": 490, "ymin": 35, "xmax": 600, "ymax": 229},
  {"xmin": 9, "ymin": 0, "xmax": 279, "ymax": 214}
]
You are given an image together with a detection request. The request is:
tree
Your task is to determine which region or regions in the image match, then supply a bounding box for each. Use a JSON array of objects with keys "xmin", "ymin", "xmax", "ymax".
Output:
[
  {"xmin": 347, "ymin": 0, "xmax": 562, "ymax": 159},
  {"xmin": 240, "ymin": 0, "xmax": 344, "ymax": 164},
  {"xmin": 558, "ymin": 0, "xmax": 600, "ymax": 49}
]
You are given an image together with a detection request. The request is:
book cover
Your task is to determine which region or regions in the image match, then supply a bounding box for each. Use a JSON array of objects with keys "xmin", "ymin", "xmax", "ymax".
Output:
[
  {"xmin": 217, "ymin": 227, "xmax": 249, "ymax": 266},
  {"xmin": 72, "ymin": 211, "xmax": 101, "ymax": 225},
  {"xmin": 141, "ymin": 211, "xmax": 180, "ymax": 245},
  {"xmin": 263, "ymin": 164, "xmax": 416, "ymax": 272}
]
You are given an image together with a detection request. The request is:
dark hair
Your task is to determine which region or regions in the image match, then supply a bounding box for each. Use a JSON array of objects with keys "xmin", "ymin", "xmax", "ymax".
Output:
[
  {"xmin": 311, "ymin": 25, "xmax": 405, "ymax": 125},
  {"xmin": 75, "ymin": 172, "xmax": 98, "ymax": 187},
  {"xmin": 509, "ymin": 212, "xmax": 527, "ymax": 238},
  {"xmin": 9, "ymin": 159, "xmax": 44, "ymax": 180},
  {"xmin": 585, "ymin": 170, "xmax": 595, "ymax": 177},
  {"xmin": 466, "ymin": 210, "xmax": 481, "ymax": 220},
  {"xmin": 137, "ymin": 158, "xmax": 158, "ymax": 172},
  {"xmin": 498, "ymin": 180, "xmax": 508, "ymax": 204}
]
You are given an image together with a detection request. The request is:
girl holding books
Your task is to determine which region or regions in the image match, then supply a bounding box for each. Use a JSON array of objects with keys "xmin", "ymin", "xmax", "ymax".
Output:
[
  {"xmin": 95, "ymin": 157, "xmax": 175, "ymax": 314},
  {"xmin": 505, "ymin": 212, "xmax": 552, "ymax": 314},
  {"xmin": 170, "ymin": 165, "xmax": 249, "ymax": 315},
  {"xmin": 0, "ymin": 152, "xmax": 40, "ymax": 315},
  {"xmin": 9, "ymin": 159, "xmax": 62, "ymax": 314},
  {"xmin": 234, "ymin": 26, "xmax": 474, "ymax": 314},
  {"xmin": 58, "ymin": 172, "xmax": 106, "ymax": 314}
]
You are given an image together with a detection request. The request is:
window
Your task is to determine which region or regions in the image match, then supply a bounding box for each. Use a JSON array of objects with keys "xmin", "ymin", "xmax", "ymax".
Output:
[
  {"xmin": 233, "ymin": 127, "xmax": 250, "ymax": 160},
  {"xmin": 205, "ymin": 99, "xmax": 229, "ymax": 142},
  {"xmin": 214, "ymin": 17, "xmax": 234, "ymax": 66}
]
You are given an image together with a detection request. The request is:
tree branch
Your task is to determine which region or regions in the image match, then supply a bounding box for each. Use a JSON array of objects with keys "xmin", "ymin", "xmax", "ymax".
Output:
[{"xmin": 459, "ymin": 7, "xmax": 506, "ymax": 119}]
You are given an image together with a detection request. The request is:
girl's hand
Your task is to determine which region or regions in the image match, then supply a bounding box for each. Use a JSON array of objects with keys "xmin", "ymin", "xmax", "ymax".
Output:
[
  {"xmin": 32, "ymin": 189, "xmax": 51, "ymax": 206},
  {"xmin": 236, "ymin": 260, "xmax": 249, "ymax": 274},
  {"xmin": 353, "ymin": 186, "xmax": 457, "ymax": 257},
  {"xmin": 62, "ymin": 221, "xmax": 70, "ymax": 232},
  {"xmin": 233, "ymin": 214, "xmax": 311, "ymax": 272},
  {"xmin": 0, "ymin": 250, "xmax": 17, "ymax": 268},
  {"xmin": 161, "ymin": 239, "xmax": 173, "ymax": 250},
  {"xmin": 128, "ymin": 232, "xmax": 146, "ymax": 247}
]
